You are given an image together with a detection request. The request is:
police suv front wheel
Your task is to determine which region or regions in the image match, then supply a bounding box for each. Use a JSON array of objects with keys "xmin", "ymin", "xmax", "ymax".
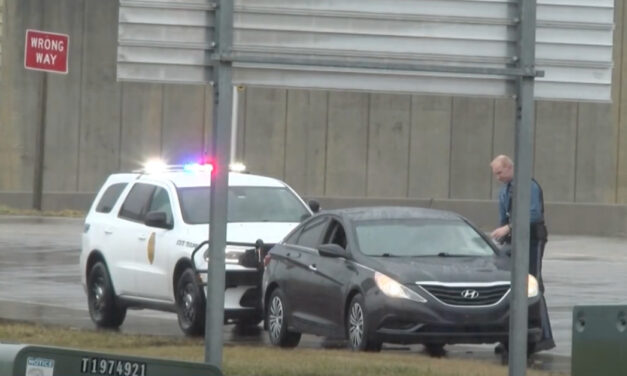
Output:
[{"xmin": 175, "ymin": 268, "xmax": 206, "ymax": 336}]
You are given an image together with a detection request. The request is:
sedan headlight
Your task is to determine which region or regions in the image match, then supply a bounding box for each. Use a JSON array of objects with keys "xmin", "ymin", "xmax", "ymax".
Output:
[
  {"xmin": 528, "ymin": 275, "xmax": 539, "ymax": 298},
  {"xmin": 374, "ymin": 272, "xmax": 426, "ymax": 303}
]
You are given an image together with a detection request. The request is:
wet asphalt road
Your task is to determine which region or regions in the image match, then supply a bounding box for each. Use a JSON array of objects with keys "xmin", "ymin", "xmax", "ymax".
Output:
[{"xmin": 1, "ymin": 216, "xmax": 627, "ymax": 374}]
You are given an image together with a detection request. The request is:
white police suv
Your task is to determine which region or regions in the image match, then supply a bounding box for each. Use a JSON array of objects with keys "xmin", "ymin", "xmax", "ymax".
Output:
[{"xmin": 79, "ymin": 160, "xmax": 315, "ymax": 335}]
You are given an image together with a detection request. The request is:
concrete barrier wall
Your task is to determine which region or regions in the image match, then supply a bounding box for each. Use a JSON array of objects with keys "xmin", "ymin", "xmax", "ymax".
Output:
[
  {"xmin": 1, "ymin": 0, "xmax": 627, "ymax": 237},
  {"xmin": 0, "ymin": 0, "xmax": 4, "ymax": 73}
]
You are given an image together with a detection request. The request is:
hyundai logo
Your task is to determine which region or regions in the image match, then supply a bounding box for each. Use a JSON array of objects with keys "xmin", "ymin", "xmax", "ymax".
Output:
[{"xmin": 461, "ymin": 289, "xmax": 480, "ymax": 299}]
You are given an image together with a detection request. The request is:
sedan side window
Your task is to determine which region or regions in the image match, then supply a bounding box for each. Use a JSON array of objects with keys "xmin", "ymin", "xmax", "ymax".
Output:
[
  {"xmin": 283, "ymin": 227, "xmax": 302, "ymax": 245},
  {"xmin": 323, "ymin": 220, "xmax": 347, "ymax": 249},
  {"xmin": 119, "ymin": 183, "xmax": 155, "ymax": 222},
  {"xmin": 296, "ymin": 218, "xmax": 328, "ymax": 249},
  {"xmin": 148, "ymin": 187, "xmax": 173, "ymax": 227}
]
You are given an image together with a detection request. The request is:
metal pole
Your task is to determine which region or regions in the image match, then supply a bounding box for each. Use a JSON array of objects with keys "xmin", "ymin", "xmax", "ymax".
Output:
[
  {"xmin": 33, "ymin": 72, "xmax": 47, "ymax": 211},
  {"xmin": 205, "ymin": 0, "xmax": 234, "ymax": 368},
  {"xmin": 230, "ymin": 86, "xmax": 239, "ymax": 163},
  {"xmin": 509, "ymin": 0, "xmax": 537, "ymax": 375}
]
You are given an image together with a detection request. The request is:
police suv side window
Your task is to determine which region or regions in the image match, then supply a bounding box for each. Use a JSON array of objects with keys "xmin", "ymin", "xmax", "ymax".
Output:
[
  {"xmin": 148, "ymin": 187, "xmax": 173, "ymax": 226},
  {"xmin": 296, "ymin": 218, "xmax": 328, "ymax": 249},
  {"xmin": 119, "ymin": 183, "xmax": 156, "ymax": 222},
  {"xmin": 95, "ymin": 183, "xmax": 127, "ymax": 213}
]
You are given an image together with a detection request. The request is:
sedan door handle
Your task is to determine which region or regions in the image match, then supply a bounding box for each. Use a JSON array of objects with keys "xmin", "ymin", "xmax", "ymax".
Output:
[
  {"xmin": 138, "ymin": 235, "xmax": 147, "ymax": 241},
  {"xmin": 308, "ymin": 264, "xmax": 317, "ymax": 271},
  {"xmin": 104, "ymin": 229, "xmax": 113, "ymax": 235}
]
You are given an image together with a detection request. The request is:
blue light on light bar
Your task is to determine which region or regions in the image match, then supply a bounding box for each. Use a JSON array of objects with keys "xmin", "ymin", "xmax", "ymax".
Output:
[{"xmin": 183, "ymin": 163, "xmax": 213, "ymax": 173}]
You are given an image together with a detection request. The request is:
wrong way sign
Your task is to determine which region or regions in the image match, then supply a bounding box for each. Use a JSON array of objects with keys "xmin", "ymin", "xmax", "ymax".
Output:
[{"xmin": 24, "ymin": 29, "xmax": 69, "ymax": 74}]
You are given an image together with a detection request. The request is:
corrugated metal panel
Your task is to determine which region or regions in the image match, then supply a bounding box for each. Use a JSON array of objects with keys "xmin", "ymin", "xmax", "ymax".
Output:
[
  {"xmin": 117, "ymin": 0, "xmax": 215, "ymax": 84},
  {"xmin": 117, "ymin": 0, "xmax": 614, "ymax": 101},
  {"xmin": 535, "ymin": 0, "xmax": 614, "ymax": 101}
]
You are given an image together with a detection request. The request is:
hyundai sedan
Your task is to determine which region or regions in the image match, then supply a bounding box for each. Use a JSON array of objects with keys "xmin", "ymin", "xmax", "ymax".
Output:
[{"xmin": 261, "ymin": 206, "xmax": 543, "ymax": 353}]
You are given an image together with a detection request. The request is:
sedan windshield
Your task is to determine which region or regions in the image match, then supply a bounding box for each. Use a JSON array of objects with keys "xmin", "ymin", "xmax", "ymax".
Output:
[
  {"xmin": 178, "ymin": 186, "xmax": 309, "ymax": 224},
  {"xmin": 354, "ymin": 218, "xmax": 495, "ymax": 257}
]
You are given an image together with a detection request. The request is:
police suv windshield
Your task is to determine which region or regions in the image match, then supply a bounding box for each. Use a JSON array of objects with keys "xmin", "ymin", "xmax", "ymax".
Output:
[
  {"xmin": 178, "ymin": 186, "xmax": 309, "ymax": 224},
  {"xmin": 354, "ymin": 218, "xmax": 495, "ymax": 257}
]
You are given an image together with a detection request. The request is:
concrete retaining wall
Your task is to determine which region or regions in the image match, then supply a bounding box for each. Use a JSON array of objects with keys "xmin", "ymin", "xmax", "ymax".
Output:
[{"xmin": 1, "ymin": 0, "xmax": 627, "ymax": 237}]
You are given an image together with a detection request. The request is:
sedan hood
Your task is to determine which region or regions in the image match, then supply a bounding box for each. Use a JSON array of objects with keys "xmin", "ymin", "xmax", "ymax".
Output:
[
  {"xmin": 188, "ymin": 222, "xmax": 299, "ymax": 245},
  {"xmin": 372, "ymin": 255, "xmax": 511, "ymax": 284}
]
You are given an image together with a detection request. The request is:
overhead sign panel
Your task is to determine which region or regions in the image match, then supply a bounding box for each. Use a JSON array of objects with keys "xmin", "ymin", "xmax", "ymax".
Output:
[
  {"xmin": 117, "ymin": 0, "xmax": 614, "ymax": 101},
  {"xmin": 117, "ymin": 0, "xmax": 215, "ymax": 84}
]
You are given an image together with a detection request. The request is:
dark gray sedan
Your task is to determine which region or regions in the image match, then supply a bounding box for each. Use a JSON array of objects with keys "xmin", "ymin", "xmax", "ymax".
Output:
[{"xmin": 261, "ymin": 206, "xmax": 543, "ymax": 354}]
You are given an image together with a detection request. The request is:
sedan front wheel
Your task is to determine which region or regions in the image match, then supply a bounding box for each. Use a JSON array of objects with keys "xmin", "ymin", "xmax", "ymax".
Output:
[{"xmin": 346, "ymin": 294, "xmax": 381, "ymax": 352}]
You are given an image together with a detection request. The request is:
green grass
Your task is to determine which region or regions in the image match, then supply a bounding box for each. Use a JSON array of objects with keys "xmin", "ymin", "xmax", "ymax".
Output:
[
  {"xmin": 0, "ymin": 204, "xmax": 84, "ymax": 218},
  {"xmin": 0, "ymin": 320, "xmax": 566, "ymax": 376}
]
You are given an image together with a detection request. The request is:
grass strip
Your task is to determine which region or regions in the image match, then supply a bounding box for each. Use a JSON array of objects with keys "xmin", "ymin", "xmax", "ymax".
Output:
[
  {"xmin": 0, "ymin": 320, "xmax": 566, "ymax": 376},
  {"xmin": 0, "ymin": 205, "xmax": 84, "ymax": 217}
]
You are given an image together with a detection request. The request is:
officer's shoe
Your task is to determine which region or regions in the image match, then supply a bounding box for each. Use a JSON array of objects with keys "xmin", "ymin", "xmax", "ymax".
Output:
[
  {"xmin": 494, "ymin": 343, "xmax": 506, "ymax": 354},
  {"xmin": 529, "ymin": 338, "xmax": 556, "ymax": 353}
]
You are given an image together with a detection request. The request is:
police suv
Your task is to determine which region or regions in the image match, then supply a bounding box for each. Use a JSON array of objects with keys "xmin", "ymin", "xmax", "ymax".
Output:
[{"xmin": 79, "ymin": 160, "xmax": 315, "ymax": 335}]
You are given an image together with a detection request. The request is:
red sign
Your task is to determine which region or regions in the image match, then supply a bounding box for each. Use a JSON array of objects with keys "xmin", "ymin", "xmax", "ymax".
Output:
[{"xmin": 24, "ymin": 29, "xmax": 69, "ymax": 74}]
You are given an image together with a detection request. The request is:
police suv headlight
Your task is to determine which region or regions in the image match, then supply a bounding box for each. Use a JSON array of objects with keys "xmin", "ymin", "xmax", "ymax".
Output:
[
  {"xmin": 225, "ymin": 249, "xmax": 242, "ymax": 264},
  {"xmin": 374, "ymin": 272, "xmax": 426, "ymax": 303},
  {"xmin": 528, "ymin": 275, "xmax": 539, "ymax": 298}
]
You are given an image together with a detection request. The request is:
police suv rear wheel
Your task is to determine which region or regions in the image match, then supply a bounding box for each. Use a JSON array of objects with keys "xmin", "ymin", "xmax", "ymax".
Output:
[{"xmin": 87, "ymin": 261, "xmax": 127, "ymax": 328}]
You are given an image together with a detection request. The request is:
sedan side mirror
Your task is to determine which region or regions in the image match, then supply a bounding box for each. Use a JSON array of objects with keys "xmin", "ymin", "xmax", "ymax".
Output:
[
  {"xmin": 318, "ymin": 243, "xmax": 345, "ymax": 258},
  {"xmin": 145, "ymin": 211, "xmax": 173, "ymax": 230},
  {"xmin": 308, "ymin": 199, "xmax": 320, "ymax": 213},
  {"xmin": 499, "ymin": 243, "xmax": 512, "ymax": 257}
]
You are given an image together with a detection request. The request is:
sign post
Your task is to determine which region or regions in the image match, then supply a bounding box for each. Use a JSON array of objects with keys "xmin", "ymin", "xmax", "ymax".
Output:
[{"xmin": 24, "ymin": 29, "xmax": 69, "ymax": 210}]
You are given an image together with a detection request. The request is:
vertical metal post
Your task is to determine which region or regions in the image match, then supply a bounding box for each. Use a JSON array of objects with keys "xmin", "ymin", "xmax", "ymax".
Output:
[
  {"xmin": 205, "ymin": 0, "xmax": 234, "ymax": 368},
  {"xmin": 230, "ymin": 86, "xmax": 239, "ymax": 163},
  {"xmin": 509, "ymin": 0, "xmax": 537, "ymax": 375},
  {"xmin": 33, "ymin": 72, "xmax": 47, "ymax": 210}
]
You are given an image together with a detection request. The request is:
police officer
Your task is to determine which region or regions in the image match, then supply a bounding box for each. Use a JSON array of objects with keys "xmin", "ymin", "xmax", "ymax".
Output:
[{"xmin": 489, "ymin": 154, "xmax": 555, "ymax": 354}]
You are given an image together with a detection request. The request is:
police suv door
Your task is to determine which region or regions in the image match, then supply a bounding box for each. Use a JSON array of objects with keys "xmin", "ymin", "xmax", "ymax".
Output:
[
  {"xmin": 137, "ymin": 184, "xmax": 178, "ymax": 300},
  {"xmin": 115, "ymin": 182, "xmax": 156, "ymax": 296}
]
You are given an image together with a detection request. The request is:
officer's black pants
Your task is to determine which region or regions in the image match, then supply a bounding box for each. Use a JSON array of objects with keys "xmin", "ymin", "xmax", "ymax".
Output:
[{"xmin": 530, "ymin": 237, "xmax": 555, "ymax": 351}]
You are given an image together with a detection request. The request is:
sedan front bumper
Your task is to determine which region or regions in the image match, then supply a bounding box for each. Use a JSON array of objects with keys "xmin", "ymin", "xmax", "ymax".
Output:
[{"xmin": 366, "ymin": 290, "xmax": 543, "ymax": 345}]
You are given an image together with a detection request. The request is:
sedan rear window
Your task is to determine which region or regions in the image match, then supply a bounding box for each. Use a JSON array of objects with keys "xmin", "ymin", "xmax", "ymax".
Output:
[
  {"xmin": 178, "ymin": 186, "xmax": 309, "ymax": 224},
  {"xmin": 354, "ymin": 218, "xmax": 495, "ymax": 257}
]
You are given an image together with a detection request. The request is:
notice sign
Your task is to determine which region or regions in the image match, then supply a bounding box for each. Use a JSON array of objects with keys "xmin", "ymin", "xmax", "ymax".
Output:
[
  {"xmin": 24, "ymin": 29, "xmax": 69, "ymax": 74},
  {"xmin": 25, "ymin": 356, "xmax": 55, "ymax": 376}
]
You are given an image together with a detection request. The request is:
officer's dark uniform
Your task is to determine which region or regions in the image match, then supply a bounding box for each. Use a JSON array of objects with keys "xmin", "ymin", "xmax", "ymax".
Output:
[{"xmin": 498, "ymin": 179, "xmax": 555, "ymax": 353}]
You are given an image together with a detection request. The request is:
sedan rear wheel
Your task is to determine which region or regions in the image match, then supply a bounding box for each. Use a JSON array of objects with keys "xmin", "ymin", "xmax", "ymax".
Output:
[
  {"xmin": 267, "ymin": 289, "xmax": 301, "ymax": 348},
  {"xmin": 346, "ymin": 294, "xmax": 381, "ymax": 352},
  {"xmin": 424, "ymin": 343, "xmax": 446, "ymax": 357}
]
